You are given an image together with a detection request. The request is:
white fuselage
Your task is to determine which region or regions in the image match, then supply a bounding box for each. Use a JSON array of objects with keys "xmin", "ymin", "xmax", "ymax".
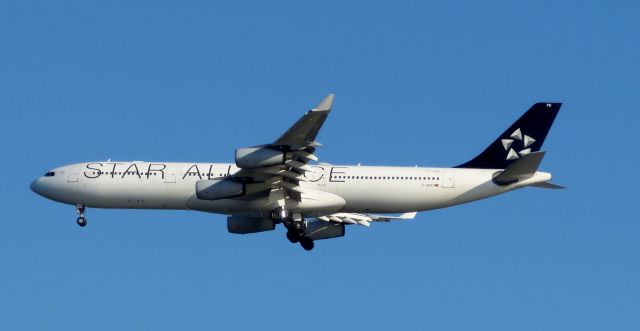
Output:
[{"xmin": 30, "ymin": 161, "xmax": 552, "ymax": 218}]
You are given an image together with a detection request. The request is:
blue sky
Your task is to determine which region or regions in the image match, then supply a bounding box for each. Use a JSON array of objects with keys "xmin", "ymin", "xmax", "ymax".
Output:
[{"xmin": 1, "ymin": 0, "xmax": 638, "ymax": 330}]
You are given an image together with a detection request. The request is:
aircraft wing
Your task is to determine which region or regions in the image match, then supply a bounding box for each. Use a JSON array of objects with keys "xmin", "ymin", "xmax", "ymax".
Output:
[
  {"xmin": 231, "ymin": 94, "xmax": 334, "ymax": 201},
  {"xmin": 316, "ymin": 212, "xmax": 417, "ymax": 227},
  {"xmin": 274, "ymin": 94, "xmax": 333, "ymax": 149}
]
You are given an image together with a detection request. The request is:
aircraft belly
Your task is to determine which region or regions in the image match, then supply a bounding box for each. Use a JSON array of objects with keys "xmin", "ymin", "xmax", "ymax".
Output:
[
  {"xmin": 75, "ymin": 178, "xmax": 192, "ymax": 209},
  {"xmin": 320, "ymin": 169, "xmax": 502, "ymax": 213},
  {"xmin": 332, "ymin": 183, "xmax": 447, "ymax": 213},
  {"xmin": 187, "ymin": 189, "xmax": 346, "ymax": 217}
]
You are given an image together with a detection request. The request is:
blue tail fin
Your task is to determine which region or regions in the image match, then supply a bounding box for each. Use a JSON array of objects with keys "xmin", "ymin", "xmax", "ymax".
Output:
[{"xmin": 455, "ymin": 103, "xmax": 561, "ymax": 169}]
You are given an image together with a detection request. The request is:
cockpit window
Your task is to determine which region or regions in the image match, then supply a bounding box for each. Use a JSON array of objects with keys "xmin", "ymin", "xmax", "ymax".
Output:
[{"xmin": 44, "ymin": 172, "xmax": 55, "ymax": 177}]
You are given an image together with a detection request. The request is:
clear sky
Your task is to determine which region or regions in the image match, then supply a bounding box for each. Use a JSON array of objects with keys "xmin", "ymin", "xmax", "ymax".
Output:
[{"xmin": 1, "ymin": 0, "xmax": 638, "ymax": 330}]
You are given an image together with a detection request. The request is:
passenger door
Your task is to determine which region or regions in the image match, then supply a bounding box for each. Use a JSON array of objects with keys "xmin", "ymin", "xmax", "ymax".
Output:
[
  {"xmin": 164, "ymin": 165, "xmax": 176, "ymax": 183},
  {"xmin": 67, "ymin": 166, "xmax": 79, "ymax": 182},
  {"xmin": 441, "ymin": 171, "xmax": 454, "ymax": 188}
]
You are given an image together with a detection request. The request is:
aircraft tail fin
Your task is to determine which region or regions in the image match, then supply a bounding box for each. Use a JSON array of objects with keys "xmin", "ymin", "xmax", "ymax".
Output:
[{"xmin": 456, "ymin": 103, "xmax": 561, "ymax": 169}]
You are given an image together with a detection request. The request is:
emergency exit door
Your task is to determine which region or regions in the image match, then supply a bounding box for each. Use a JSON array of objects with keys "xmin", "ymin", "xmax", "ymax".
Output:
[
  {"xmin": 164, "ymin": 165, "xmax": 176, "ymax": 183},
  {"xmin": 442, "ymin": 171, "xmax": 454, "ymax": 188}
]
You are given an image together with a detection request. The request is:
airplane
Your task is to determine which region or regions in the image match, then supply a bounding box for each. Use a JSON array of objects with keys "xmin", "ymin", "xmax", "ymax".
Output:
[{"xmin": 30, "ymin": 95, "xmax": 563, "ymax": 251}]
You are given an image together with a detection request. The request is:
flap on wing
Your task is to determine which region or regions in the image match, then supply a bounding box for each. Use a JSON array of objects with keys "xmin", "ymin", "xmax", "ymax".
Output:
[
  {"xmin": 316, "ymin": 212, "xmax": 418, "ymax": 227},
  {"xmin": 230, "ymin": 95, "xmax": 335, "ymax": 202}
]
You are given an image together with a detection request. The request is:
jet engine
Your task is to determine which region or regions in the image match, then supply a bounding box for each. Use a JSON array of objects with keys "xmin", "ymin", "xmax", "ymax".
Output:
[
  {"xmin": 235, "ymin": 147, "xmax": 285, "ymax": 169},
  {"xmin": 196, "ymin": 179, "xmax": 245, "ymax": 200},
  {"xmin": 227, "ymin": 215, "xmax": 276, "ymax": 234},
  {"xmin": 303, "ymin": 220, "xmax": 345, "ymax": 240}
]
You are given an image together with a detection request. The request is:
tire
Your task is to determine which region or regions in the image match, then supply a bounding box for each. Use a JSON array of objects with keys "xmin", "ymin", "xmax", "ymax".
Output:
[
  {"xmin": 300, "ymin": 238, "xmax": 314, "ymax": 251},
  {"xmin": 76, "ymin": 217, "xmax": 87, "ymax": 227},
  {"xmin": 284, "ymin": 219, "xmax": 294, "ymax": 229},
  {"xmin": 269, "ymin": 210, "xmax": 279, "ymax": 221},
  {"xmin": 286, "ymin": 231, "xmax": 299, "ymax": 243}
]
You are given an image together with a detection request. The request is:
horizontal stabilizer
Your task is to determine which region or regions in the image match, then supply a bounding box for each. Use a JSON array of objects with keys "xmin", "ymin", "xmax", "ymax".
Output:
[
  {"xmin": 531, "ymin": 182, "xmax": 566, "ymax": 189},
  {"xmin": 493, "ymin": 151, "xmax": 545, "ymax": 186},
  {"xmin": 391, "ymin": 212, "xmax": 417, "ymax": 219}
]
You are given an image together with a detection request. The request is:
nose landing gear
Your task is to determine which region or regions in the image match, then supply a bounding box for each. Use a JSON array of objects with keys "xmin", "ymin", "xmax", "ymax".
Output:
[{"xmin": 76, "ymin": 204, "xmax": 87, "ymax": 227}]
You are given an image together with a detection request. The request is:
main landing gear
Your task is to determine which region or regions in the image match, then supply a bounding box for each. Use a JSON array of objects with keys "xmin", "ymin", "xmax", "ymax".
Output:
[
  {"xmin": 286, "ymin": 229, "xmax": 314, "ymax": 251},
  {"xmin": 76, "ymin": 204, "xmax": 87, "ymax": 227},
  {"xmin": 269, "ymin": 208, "xmax": 289, "ymax": 224},
  {"xmin": 270, "ymin": 208, "xmax": 314, "ymax": 251}
]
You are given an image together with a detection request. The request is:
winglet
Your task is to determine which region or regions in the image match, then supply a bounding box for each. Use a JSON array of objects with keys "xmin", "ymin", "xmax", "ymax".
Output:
[{"xmin": 313, "ymin": 94, "xmax": 335, "ymax": 111}]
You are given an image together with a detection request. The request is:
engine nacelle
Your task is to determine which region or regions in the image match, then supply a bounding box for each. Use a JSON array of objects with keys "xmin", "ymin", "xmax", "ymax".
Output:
[
  {"xmin": 227, "ymin": 215, "xmax": 276, "ymax": 234},
  {"xmin": 235, "ymin": 147, "xmax": 285, "ymax": 169},
  {"xmin": 196, "ymin": 179, "xmax": 245, "ymax": 200},
  {"xmin": 304, "ymin": 220, "xmax": 345, "ymax": 241}
]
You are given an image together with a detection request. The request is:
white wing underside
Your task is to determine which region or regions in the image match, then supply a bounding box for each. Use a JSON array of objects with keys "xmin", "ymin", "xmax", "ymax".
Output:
[{"xmin": 316, "ymin": 212, "xmax": 417, "ymax": 227}]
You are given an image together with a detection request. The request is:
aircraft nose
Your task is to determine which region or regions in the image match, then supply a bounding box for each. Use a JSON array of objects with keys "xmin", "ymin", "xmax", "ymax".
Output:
[{"xmin": 30, "ymin": 178, "xmax": 45, "ymax": 196}]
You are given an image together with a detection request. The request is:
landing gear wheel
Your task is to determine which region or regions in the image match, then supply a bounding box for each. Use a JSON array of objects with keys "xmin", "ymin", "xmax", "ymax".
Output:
[
  {"xmin": 286, "ymin": 231, "xmax": 299, "ymax": 243},
  {"xmin": 269, "ymin": 208, "xmax": 289, "ymax": 222},
  {"xmin": 75, "ymin": 204, "xmax": 87, "ymax": 227},
  {"xmin": 269, "ymin": 210, "xmax": 279, "ymax": 221},
  {"xmin": 284, "ymin": 218, "xmax": 294, "ymax": 229},
  {"xmin": 299, "ymin": 238, "xmax": 314, "ymax": 251}
]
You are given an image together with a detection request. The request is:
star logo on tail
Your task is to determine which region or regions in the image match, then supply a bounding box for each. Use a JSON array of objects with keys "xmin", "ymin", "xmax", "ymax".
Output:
[{"xmin": 501, "ymin": 128, "xmax": 536, "ymax": 160}]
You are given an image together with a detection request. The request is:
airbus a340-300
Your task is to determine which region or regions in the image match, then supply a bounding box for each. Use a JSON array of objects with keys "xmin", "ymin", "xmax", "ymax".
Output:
[{"xmin": 31, "ymin": 95, "xmax": 563, "ymax": 250}]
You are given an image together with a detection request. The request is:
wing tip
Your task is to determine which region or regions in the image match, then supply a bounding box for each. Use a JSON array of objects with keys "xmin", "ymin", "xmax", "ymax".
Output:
[{"xmin": 312, "ymin": 94, "xmax": 335, "ymax": 111}]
